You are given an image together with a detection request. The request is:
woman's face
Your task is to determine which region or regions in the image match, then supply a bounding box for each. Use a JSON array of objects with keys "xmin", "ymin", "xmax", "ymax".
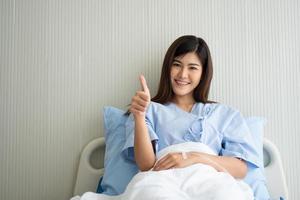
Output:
[{"xmin": 170, "ymin": 52, "xmax": 203, "ymax": 101}]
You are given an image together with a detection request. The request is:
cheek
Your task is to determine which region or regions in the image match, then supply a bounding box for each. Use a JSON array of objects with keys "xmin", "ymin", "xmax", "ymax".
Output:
[
  {"xmin": 170, "ymin": 69, "xmax": 177, "ymax": 78},
  {"xmin": 193, "ymin": 72, "xmax": 202, "ymax": 83}
]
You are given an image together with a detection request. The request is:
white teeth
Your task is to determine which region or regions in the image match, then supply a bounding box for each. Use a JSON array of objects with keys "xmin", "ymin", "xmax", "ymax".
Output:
[{"xmin": 175, "ymin": 80, "xmax": 190, "ymax": 85}]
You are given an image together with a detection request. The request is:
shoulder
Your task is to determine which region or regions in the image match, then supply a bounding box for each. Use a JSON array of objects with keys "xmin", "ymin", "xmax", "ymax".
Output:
[
  {"xmin": 148, "ymin": 101, "xmax": 164, "ymax": 109},
  {"xmin": 205, "ymin": 103, "xmax": 242, "ymax": 122},
  {"xmin": 147, "ymin": 101, "xmax": 167, "ymax": 113},
  {"xmin": 213, "ymin": 103, "xmax": 240, "ymax": 114},
  {"xmin": 145, "ymin": 101, "xmax": 171, "ymax": 121},
  {"xmin": 192, "ymin": 102, "xmax": 237, "ymax": 115},
  {"xmin": 148, "ymin": 101, "xmax": 181, "ymax": 113},
  {"xmin": 203, "ymin": 103, "xmax": 244, "ymax": 132}
]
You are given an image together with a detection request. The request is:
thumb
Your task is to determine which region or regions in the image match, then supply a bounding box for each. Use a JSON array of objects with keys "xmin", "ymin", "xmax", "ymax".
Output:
[{"xmin": 139, "ymin": 75, "xmax": 150, "ymax": 94}]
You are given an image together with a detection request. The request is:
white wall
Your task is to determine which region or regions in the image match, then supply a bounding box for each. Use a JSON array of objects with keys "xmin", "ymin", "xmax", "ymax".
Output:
[{"xmin": 1, "ymin": 0, "xmax": 299, "ymax": 199}]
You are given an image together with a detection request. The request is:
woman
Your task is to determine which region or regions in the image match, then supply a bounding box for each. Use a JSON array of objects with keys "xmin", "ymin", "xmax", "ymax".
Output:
[
  {"xmin": 126, "ymin": 35, "xmax": 259, "ymax": 179},
  {"xmin": 75, "ymin": 35, "xmax": 265, "ymax": 200}
]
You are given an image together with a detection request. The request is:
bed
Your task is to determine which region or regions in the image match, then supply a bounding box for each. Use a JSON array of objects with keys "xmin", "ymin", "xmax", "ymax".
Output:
[{"xmin": 73, "ymin": 137, "xmax": 289, "ymax": 199}]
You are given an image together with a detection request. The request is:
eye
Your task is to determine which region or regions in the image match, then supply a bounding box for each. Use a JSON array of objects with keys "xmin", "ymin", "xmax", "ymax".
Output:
[
  {"xmin": 189, "ymin": 66, "xmax": 199, "ymax": 70},
  {"xmin": 172, "ymin": 63, "xmax": 181, "ymax": 67}
]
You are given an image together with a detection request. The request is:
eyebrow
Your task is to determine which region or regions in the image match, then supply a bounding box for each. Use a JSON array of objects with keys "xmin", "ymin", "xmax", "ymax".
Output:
[{"xmin": 173, "ymin": 59, "xmax": 201, "ymax": 66}]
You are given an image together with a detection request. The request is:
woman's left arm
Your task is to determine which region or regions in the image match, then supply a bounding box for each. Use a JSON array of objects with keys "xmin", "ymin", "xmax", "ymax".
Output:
[
  {"xmin": 189, "ymin": 152, "xmax": 247, "ymax": 179},
  {"xmin": 153, "ymin": 152, "xmax": 247, "ymax": 179}
]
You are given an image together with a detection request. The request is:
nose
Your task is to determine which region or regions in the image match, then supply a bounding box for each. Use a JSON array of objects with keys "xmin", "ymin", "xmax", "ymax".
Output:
[{"xmin": 178, "ymin": 66, "xmax": 188, "ymax": 78}]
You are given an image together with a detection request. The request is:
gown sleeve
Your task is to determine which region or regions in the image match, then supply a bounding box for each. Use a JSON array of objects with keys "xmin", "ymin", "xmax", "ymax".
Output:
[
  {"xmin": 220, "ymin": 108, "xmax": 261, "ymax": 168},
  {"xmin": 122, "ymin": 102, "xmax": 159, "ymax": 161}
]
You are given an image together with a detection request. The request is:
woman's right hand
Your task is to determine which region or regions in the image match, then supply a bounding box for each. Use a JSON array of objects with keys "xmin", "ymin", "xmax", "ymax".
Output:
[{"xmin": 130, "ymin": 75, "xmax": 151, "ymax": 117}]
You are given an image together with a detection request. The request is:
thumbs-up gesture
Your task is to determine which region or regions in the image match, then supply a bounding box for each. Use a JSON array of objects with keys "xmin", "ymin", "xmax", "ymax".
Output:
[{"xmin": 130, "ymin": 75, "xmax": 151, "ymax": 117}]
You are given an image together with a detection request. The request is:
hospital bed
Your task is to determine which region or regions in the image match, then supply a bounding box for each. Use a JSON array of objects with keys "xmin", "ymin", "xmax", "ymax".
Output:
[{"xmin": 73, "ymin": 137, "xmax": 289, "ymax": 199}]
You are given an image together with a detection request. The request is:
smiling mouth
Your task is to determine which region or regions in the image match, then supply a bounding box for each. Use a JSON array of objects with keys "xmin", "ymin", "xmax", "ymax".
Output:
[{"xmin": 175, "ymin": 79, "xmax": 190, "ymax": 86}]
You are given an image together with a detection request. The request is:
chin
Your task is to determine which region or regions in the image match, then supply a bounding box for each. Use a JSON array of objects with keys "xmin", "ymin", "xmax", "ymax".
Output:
[{"xmin": 173, "ymin": 89, "xmax": 192, "ymax": 97}]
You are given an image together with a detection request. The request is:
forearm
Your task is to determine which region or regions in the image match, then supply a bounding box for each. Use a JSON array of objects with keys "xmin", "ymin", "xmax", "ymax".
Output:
[
  {"xmin": 134, "ymin": 115, "xmax": 156, "ymax": 171},
  {"xmin": 190, "ymin": 152, "xmax": 247, "ymax": 179}
]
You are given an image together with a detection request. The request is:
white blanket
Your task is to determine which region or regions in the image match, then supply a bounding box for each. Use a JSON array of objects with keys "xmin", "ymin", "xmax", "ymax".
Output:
[{"xmin": 72, "ymin": 142, "xmax": 254, "ymax": 200}]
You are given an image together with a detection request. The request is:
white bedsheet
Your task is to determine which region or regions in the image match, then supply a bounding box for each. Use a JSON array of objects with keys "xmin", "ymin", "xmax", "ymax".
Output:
[{"xmin": 72, "ymin": 142, "xmax": 254, "ymax": 200}]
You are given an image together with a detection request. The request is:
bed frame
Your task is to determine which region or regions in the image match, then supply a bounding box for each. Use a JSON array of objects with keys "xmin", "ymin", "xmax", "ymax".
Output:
[{"xmin": 73, "ymin": 137, "xmax": 289, "ymax": 199}]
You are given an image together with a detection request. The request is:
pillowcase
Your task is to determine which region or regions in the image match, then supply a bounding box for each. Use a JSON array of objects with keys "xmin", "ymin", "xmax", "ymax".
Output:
[
  {"xmin": 97, "ymin": 107, "xmax": 139, "ymax": 195},
  {"xmin": 243, "ymin": 117, "xmax": 270, "ymax": 199}
]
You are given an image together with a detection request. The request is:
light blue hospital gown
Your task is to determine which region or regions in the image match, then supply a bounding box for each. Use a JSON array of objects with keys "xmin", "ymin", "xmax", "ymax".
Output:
[{"xmin": 123, "ymin": 101, "xmax": 270, "ymax": 200}]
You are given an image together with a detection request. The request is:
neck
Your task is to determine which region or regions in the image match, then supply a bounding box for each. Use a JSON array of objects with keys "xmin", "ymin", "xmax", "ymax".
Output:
[{"xmin": 172, "ymin": 96, "xmax": 195, "ymax": 112}]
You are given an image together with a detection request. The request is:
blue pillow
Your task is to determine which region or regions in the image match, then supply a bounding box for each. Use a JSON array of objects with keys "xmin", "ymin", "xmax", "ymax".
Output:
[
  {"xmin": 98, "ymin": 107, "xmax": 139, "ymax": 195},
  {"xmin": 244, "ymin": 117, "xmax": 270, "ymax": 200}
]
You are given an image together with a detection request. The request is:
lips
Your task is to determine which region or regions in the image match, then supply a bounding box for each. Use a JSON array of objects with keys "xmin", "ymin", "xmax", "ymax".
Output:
[{"xmin": 174, "ymin": 79, "xmax": 190, "ymax": 86}]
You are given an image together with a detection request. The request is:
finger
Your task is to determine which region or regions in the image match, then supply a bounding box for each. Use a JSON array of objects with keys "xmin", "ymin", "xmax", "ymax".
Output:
[
  {"xmin": 155, "ymin": 160, "xmax": 175, "ymax": 171},
  {"xmin": 131, "ymin": 102, "xmax": 146, "ymax": 112},
  {"xmin": 139, "ymin": 75, "xmax": 150, "ymax": 94},
  {"xmin": 130, "ymin": 107, "xmax": 144, "ymax": 116},
  {"xmin": 154, "ymin": 153, "xmax": 178, "ymax": 170},
  {"xmin": 136, "ymin": 91, "xmax": 150, "ymax": 102},
  {"xmin": 132, "ymin": 96, "xmax": 148, "ymax": 107},
  {"xmin": 154, "ymin": 154, "xmax": 171, "ymax": 167}
]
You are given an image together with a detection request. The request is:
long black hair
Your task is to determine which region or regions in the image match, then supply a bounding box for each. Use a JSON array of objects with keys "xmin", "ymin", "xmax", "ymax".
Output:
[{"xmin": 152, "ymin": 35, "xmax": 214, "ymax": 104}]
